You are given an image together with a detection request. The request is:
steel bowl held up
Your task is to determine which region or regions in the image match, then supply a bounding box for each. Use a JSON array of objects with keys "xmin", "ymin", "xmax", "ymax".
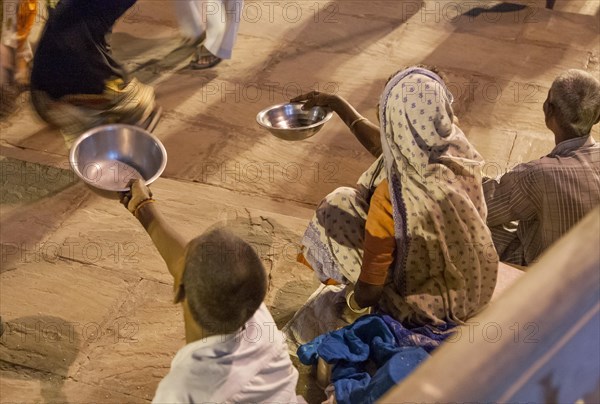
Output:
[
  {"xmin": 256, "ymin": 102, "xmax": 333, "ymax": 141},
  {"xmin": 69, "ymin": 124, "xmax": 167, "ymax": 193}
]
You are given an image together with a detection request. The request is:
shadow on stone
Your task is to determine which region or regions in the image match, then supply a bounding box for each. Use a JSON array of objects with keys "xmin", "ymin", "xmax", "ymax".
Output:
[
  {"xmin": 464, "ymin": 2, "xmax": 527, "ymax": 18},
  {"xmin": 0, "ymin": 315, "xmax": 82, "ymax": 403},
  {"xmin": 270, "ymin": 278, "xmax": 321, "ymax": 328},
  {"xmin": 0, "ymin": 157, "xmax": 77, "ymax": 205}
]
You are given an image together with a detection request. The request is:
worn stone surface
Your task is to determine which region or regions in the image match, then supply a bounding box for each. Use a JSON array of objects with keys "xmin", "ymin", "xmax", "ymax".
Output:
[
  {"xmin": 1, "ymin": 0, "xmax": 599, "ymax": 402},
  {"xmin": 0, "ymin": 260, "xmax": 137, "ymax": 376},
  {"xmin": 0, "ymin": 365, "xmax": 148, "ymax": 404},
  {"xmin": 71, "ymin": 280, "xmax": 183, "ymax": 401}
]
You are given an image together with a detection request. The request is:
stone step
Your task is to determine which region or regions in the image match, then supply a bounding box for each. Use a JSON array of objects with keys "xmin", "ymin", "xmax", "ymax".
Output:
[{"xmin": 1, "ymin": 155, "xmax": 319, "ymax": 401}]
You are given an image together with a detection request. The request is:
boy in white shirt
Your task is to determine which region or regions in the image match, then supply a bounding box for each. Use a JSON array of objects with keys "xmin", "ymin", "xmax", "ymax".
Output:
[{"xmin": 121, "ymin": 180, "xmax": 301, "ymax": 403}]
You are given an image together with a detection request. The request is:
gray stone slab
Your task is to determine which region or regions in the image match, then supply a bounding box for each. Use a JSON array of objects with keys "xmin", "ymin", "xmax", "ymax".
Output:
[
  {"xmin": 448, "ymin": 2, "xmax": 537, "ymax": 41},
  {"xmin": 1, "ymin": 160, "xmax": 90, "ymax": 265},
  {"xmin": 550, "ymin": 0, "xmax": 600, "ymax": 16},
  {"xmin": 0, "ymin": 91, "xmax": 60, "ymax": 152},
  {"xmin": 0, "ymin": 259, "xmax": 137, "ymax": 377},
  {"xmin": 463, "ymin": 125, "xmax": 518, "ymax": 174},
  {"xmin": 0, "ymin": 364, "xmax": 147, "ymax": 404},
  {"xmin": 40, "ymin": 199, "xmax": 172, "ymax": 285},
  {"xmin": 71, "ymin": 279, "xmax": 182, "ymax": 400},
  {"xmin": 230, "ymin": 0, "xmax": 416, "ymax": 54},
  {"xmin": 449, "ymin": 74, "xmax": 549, "ymax": 129},
  {"xmin": 31, "ymin": 166, "xmax": 320, "ymax": 280},
  {"xmin": 507, "ymin": 129, "xmax": 556, "ymax": 169},
  {"xmin": 520, "ymin": 7, "xmax": 599, "ymax": 51},
  {"xmin": 412, "ymin": 27, "xmax": 596, "ymax": 85},
  {"xmin": 157, "ymin": 113, "xmax": 374, "ymax": 205}
]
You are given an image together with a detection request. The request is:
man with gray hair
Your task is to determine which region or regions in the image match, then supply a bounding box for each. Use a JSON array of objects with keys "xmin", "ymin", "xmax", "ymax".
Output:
[
  {"xmin": 484, "ymin": 69, "xmax": 600, "ymax": 266},
  {"xmin": 120, "ymin": 180, "xmax": 303, "ymax": 402}
]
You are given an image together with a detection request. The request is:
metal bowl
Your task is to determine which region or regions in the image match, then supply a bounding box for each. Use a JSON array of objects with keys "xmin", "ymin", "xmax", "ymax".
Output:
[
  {"xmin": 69, "ymin": 124, "xmax": 167, "ymax": 192},
  {"xmin": 256, "ymin": 102, "xmax": 333, "ymax": 141}
]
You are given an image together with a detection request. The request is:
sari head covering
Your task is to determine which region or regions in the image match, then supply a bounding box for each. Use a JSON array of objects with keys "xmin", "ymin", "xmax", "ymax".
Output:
[{"xmin": 378, "ymin": 67, "xmax": 498, "ymax": 326}]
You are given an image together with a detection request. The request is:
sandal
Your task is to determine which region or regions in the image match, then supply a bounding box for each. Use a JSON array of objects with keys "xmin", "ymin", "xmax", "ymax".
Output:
[{"xmin": 189, "ymin": 45, "xmax": 222, "ymax": 70}]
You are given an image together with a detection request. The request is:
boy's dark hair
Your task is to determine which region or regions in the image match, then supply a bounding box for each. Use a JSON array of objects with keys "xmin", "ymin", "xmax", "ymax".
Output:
[{"xmin": 181, "ymin": 228, "xmax": 267, "ymax": 334}]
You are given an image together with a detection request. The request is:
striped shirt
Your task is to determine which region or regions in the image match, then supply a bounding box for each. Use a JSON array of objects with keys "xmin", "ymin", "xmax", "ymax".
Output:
[{"xmin": 483, "ymin": 135, "xmax": 600, "ymax": 265}]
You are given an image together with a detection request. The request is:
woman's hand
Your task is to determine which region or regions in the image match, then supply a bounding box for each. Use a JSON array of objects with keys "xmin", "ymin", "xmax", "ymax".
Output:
[
  {"xmin": 354, "ymin": 280, "xmax": 384, "ymax": 308},
  {"xmin": 293, "ymin": 90, "xmax": 382, "ymax": 157},
  {"xmin": 345, "ymin": 285, "xmax": 371, "ymax": 314},
  {"xmin": 291, "ymin": 91, "xmax": 341, "ymax": 111}
]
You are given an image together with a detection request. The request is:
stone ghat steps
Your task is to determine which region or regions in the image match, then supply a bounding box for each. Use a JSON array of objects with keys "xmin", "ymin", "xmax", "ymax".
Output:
[
  {"xmin": 0, "ymin": 1, "xmax": 597, "ymax": 401},
  {"xmin": 2, "ymin": 1, "xmax": 598, "ymax": 209},
  {"xmin": 510, "ymin": 0, "xmax": 599, "ymax": 16},
  {"xmin": 0, "ymin": 154, "xmax": 321, "ymax": 402},
  {"xmin": 0, "ymin": 153, "xmax": 524, "ymax": 404}
]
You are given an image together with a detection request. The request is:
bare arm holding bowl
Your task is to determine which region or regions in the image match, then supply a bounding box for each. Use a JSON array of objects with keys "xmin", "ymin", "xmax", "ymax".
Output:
[
  {"xmin": 120, "ymin": 180, "xmax": 187, "ymax": 291},
  {"xmin": 292, "ymin": 91, "xmax": 382, "ymax": 157}
]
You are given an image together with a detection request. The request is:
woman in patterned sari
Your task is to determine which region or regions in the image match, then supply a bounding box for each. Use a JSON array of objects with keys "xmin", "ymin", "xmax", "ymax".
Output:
[{"xmin": 293, "ymin": 67, "xmax": 498, "ymax": 327}]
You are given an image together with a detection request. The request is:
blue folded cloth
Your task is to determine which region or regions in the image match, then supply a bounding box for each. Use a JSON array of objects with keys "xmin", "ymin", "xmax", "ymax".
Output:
[
  {"xmin": 298, "ymin": 314, "xmax": 454, "ymax": 404},
  {"xmin": 334, "ymin": 347, "xmax": 430, "ymax": 403}
]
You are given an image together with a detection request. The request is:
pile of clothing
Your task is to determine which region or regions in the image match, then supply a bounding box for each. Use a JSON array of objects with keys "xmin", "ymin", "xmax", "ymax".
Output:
[{"xmin": 298, "ymin": 314, "xmax": 454, "ymax": 403}]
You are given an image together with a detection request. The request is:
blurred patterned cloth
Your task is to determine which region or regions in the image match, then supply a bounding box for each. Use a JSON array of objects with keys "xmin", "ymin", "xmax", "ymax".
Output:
[
  {"xmin": 31, "ymin": 77, "xmax": 156, "ymax": 144},
  {"xmin": 29, "ymin": 0, "xmax": 158, "ymax": 141},
  {"xmin": 1, "ymin": 0, "xmax": 37, "ymax": 85}
]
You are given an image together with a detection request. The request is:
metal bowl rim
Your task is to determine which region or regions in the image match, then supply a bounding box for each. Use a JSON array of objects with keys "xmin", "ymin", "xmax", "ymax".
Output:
[
  {"xmin": 256, "ymin": 102, "xmax": 333, "ymax": 131},
  {"xmin": 69, "ymin": 124, "xmax": 168, "ymax": 191}
]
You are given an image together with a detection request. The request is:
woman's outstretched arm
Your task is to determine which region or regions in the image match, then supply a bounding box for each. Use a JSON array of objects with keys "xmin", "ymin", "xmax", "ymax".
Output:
[{"xmin": 291, "ymin": 91, "xmax": 382, "ymax": 157}]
